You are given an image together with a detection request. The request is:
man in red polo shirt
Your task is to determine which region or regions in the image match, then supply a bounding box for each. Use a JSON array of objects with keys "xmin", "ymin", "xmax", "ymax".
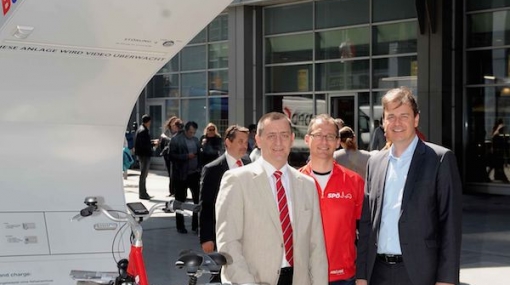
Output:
[{"xmin": 300, "ymin": 114, "xmax": 365, "ymax": 285}]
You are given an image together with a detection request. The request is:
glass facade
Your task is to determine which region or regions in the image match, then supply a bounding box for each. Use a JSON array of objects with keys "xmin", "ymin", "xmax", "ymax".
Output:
[
  {"xmin": 263, "ymin": 0, "xmax": 418, "ymax": 162},
  {"xmin": 134, "ymin": 0, "xmax": 510, "ymax": 193},
  {"xmin": 145, "ymin": 14, "xmax": 229, "ymax": 138},
  {"xmin": 466, "ymin": 5, "xmax": 510, "ymax": 185}
]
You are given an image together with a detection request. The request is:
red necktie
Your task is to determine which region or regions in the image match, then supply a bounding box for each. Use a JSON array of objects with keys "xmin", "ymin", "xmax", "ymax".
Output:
[
  {"xmin": 236, "ymin": 160, "xmax": 243, "ymax": 167},
  {"xmin": 274, "ymin": 170, "xmax": 293, "ymax": 266}
]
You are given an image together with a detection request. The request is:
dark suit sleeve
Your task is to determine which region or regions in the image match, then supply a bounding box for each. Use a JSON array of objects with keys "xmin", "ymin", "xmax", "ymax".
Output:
[
  {"xmin": 199, "ymin": 164, "xmax": 219, "ymax": 244},
  {"xmin": 356, "ymin": 160, "xmax": 372, "ymax": 280},
  {"xmin": 435, "ymin": 150, "xmax": 463, "ymax": 283},
  {"xmin": 169, "ymin": 135, "xmax": 188, "ymax": 161}
]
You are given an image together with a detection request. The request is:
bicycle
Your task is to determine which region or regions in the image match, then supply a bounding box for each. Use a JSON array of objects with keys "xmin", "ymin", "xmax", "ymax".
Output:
[{"xmin": 70, "ymin": 196, "xmax": 226, "ymax": 285}]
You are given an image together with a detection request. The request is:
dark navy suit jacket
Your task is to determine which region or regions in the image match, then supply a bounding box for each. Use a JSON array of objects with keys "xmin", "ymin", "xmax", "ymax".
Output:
[
  {"xmin": 199, "ymin": 154, "xmax": 250, "ymax": 245},
  {"xmin": 357, "ymin": 139, "xmax": 462, "ymax": 285}
]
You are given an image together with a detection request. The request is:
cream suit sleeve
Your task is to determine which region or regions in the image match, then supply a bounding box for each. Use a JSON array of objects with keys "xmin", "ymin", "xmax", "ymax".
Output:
[
  {"xmin": 306, "ymin": 179, "xmax": 328, "ymax": 284},
  {"xmin": 215, "ymin": 169, "xmax": 257, "ymax": 283}
]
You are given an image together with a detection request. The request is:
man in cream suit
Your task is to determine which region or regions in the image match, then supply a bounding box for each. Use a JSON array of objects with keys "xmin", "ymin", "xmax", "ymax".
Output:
[
  {"xmin": 356, "ymin": 87, "xmax": 462, "ymax": 285},
  {"xmin": 215, "ymin": 112, "xmax": 328, "ymax": 285}
]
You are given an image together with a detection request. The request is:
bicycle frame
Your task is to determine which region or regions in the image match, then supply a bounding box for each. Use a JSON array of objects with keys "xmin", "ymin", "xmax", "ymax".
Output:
[{"xmin": 73, "ymin": 197, "xmax": 202, "ymax": 285}]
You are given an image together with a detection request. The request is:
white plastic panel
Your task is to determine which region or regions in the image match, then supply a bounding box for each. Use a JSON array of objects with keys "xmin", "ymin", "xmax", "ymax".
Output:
[
  {"xmin": 45, "ymin": 211, "xmax": 126, "ymax": 255},
  {"xmin": 0, "ymin": 212, "xmax": 50, "ymax": 256}
]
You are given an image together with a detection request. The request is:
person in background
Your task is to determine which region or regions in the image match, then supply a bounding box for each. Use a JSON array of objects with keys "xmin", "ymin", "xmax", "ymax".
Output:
[
  {"xmin": 489, "ymin": 118, "xmax": 509, "ymax": 182},
  {"xmin": 334, "ymin": 118, "xmax": 345, "ymax": 150},
  {"xmin": 299, "ymin": 114, "xmax": 364, "ymax": 285},
  {"xmin": 247, "ymin": 123, "xmax": 257, "ymax": 154},
  {"xmin": 249, "ymin": 142, "xmax": 261, "ymax": 162},
  {"xmin": 169, "ymin": 121, "xmax": 201, "ymax": 234},
  {"xmin": 199, "ymin": 125, "xmax": 251, "ymax": 283},
  {"xmin": 158, "ymin": 116, "xmax": 183, "ymax": 196},
  {"xmin": 356, "ymin": 87, "xmax": 462, "ymax": 285},
  {"xmin": 215, "ymin": 112, "xmax": 327, "ymax": 285},
  {"xmin": 334, "ymin": 126, "xmax": 372, "ymax": 180},
  {"xmin": 134, "ymin": 114, "xmax": 155, "ymax": 200},
  {"xmin": 199, "ymin": 122, "xmax": 223, "ymax": 166},
  {"xmin": 370, "ymin": 118, "xmax": 386, "ymax": 151}
]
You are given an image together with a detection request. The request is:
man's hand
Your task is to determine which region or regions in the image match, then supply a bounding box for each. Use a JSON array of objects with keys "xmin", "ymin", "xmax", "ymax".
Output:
[
  {"xmin": 201, "ymin": 241, "xmax": 215, "ymax": 253},
  {"xmin": 356, "ymin": 279, "xmax": 368, "ymax": 285},
  {"xmin": 188, "ymin": 153, "xmax": 196, "ymax": 159}
]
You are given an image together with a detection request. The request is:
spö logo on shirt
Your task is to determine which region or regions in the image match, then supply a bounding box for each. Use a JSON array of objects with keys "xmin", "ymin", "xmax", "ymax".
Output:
[{"xmin": 327, "ymin": 192, "xmax": 353, "ymax": 199}]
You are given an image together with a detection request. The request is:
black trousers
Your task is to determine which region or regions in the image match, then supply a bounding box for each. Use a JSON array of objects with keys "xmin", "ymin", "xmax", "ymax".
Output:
[
  {"xmin": 174, "ymin": 172, "xmax": 200, "ymax": 230},
  {"xmin": 137, "ymin": 155, "xmax": 151, "ymax": 197},
  {"xmin": 277, "ymin": 267, "xmax": 293, "ymax": 285},
  {"xmin": 370, "ymin": 258, "xmax": 413, "ymax": 285},
  {"xmin": 163, "ymin": 158, "xmax": 175, "ymax": 195}
]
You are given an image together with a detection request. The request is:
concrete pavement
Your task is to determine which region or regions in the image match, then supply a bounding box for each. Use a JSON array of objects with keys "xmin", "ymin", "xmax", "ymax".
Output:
[{"xmin": 124, "ymin": 169, "xmax": 510, "ymax": 285}]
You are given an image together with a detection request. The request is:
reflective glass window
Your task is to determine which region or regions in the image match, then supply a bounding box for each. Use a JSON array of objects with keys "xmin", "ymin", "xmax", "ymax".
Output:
[
  {"xmin": 189, "ymin": 29, "xmax": 206, "ymax": 44},
  {"xmin": 209, "ymin": 70, "xmax": 229, "ymax": 96},
  {"xmin": 373, "ymin": 22, "xmax": 418, "ymax": 55},
  {"xmin": 467, "ymin": 0, "xmax": 510, "ymax": 12},
  {"xmin": 147, "ymin": 74, "xmax": 179, "ymax": 98},
  {"xmin": 465, "ymin": 87, "xmax": 510, "ymax": 183},
  {"xmin": 372, "ymin": 56, "xmax": 418, "ymax": 88},
  {"xmin": 266, "ymin": 64, "xmax": 312, "ymax": 93},
  {"xmin": 316, "ymin": 27, "xmax": 370, "ymax": 60},
  {"xmin": 209, "ymin": 42, "xmax": 229, "ymax": 69},
  {"xmin": 466, "ymin": 49, "xmax": 510, "ymax": 85},
  {"xmin": 182, "ymin": 72, "xmax": 206, "ymax": 97},
  {"xmin": 373, "ymin": 0, "xmax": 416, "ymax": 22},
  {"xmin": 209, "ymin": 14, "xmax": 229, "ymax": 42},
  {"xmin": 208, "ymin": 97, "xmax": 229, "ymax": 135},
  {"xmin": 316, "ymin": 60, "xmax": 370, "ymax": 90},
  {"xmin": 315, "ymin": 0, "xmax": 369, "ymax": 28},
  {"xmin": 165, "ymin": 99, "xmax": 180, "ymax": 119},
  {"xmin": 182, "ymin": 98, "xmax": 207, "ymax": 138},
  {"xmin": 181, "ymin": 45, "xmax": 206, "ymax": 71},
  {"xmin": 158, "ymin": 54, "xmax": 179, "ymax": 74},
  {"xmin": 266, "ymin": 33, "xmax": 313, "ymax": 64},
  {"xmin": 467, "ymin": 11, "xmax": 510, "ymax": 48},
  {"xmin": 264, "ymin": 2, "xmax": 313, "ymax": 35}
]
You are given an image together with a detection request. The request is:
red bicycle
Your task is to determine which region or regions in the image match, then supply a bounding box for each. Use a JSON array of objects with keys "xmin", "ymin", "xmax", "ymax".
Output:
[{"xmin": 70, "ymin": 197, "xmax": 225, "ymax": 285}]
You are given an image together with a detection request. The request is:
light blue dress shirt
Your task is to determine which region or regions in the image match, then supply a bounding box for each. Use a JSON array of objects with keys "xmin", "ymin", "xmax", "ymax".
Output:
[{"xmin": 377, "ymin": 135, "xmax": 419, "ymax": 254}]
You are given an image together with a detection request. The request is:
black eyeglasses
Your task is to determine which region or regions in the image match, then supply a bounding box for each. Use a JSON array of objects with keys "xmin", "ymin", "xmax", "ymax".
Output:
[{"xmin": 309, "ymin": 133, "xmax": 338, "ymax": 142}]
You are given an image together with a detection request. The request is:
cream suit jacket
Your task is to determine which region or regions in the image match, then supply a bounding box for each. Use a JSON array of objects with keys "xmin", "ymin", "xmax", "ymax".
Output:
[{"xmin": 215, "ymin": 161, "xmax": 328, "ymax": 285}]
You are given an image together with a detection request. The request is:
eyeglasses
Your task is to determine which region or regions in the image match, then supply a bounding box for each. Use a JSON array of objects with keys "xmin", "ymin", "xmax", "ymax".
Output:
[
  {"xmin": 309, "ymin": 133, "xmax": 338, "ymax": 142},
  {"xmin": 207, "ymin": 128, "xmax": 215, "ymax": 131}
]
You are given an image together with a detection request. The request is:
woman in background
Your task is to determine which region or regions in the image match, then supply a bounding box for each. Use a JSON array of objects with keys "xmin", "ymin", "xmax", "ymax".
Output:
[
  {"xmin": 333, "ymin": 126, "xmax": 371, "ymax": 179},
  {"xmin": 199, "ymin": 122, "xmax": 223, "ymax": 166}
]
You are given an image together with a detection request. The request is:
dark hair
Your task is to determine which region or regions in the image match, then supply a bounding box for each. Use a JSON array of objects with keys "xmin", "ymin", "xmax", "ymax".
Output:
[
  {"xmin": 185, "ymin": 121, "xmax": 198, "ymax": 131},
  {"xmin": 248, "ymin": 124, "xmax": 257, "ymax": 132},
  {"xmin": 141, "ymin": 114, "xmax": 151, "ymax": 124},
  {"xmin": 257, "ymin": 112, "xmax": 292, "ymax": 135},
  {"xmin": 224, "ymin": 125, "xmax": 249, "ymax": 141},
  {"xmin": 382, "ymin": 86, "xmax": 420, "ymax": 117},
  {"xmin": 307, "ymin": 114, "xmax": 339, "ymax": 135},
  {"xmin": 339, "ymin": 126, "xmax": 358, "ymax": 150}
]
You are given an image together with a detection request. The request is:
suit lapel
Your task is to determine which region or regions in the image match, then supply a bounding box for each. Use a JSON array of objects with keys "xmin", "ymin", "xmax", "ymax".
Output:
[
  {"xmin": 251, "ymin": 163, "xmax": 281, "ymax": 230},
  {"xmin": 401, "ymin": 140, "xmax": 426, "ymax": 214}
]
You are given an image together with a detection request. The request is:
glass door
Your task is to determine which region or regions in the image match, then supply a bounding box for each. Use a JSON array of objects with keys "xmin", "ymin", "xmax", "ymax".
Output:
[
  {"xmin": 328, "ymin": 94, "xmax": 369, "ymax": 150},
  {"xmin": 148, "ymin": 101, "xmax": 165, "ymax": 140}
]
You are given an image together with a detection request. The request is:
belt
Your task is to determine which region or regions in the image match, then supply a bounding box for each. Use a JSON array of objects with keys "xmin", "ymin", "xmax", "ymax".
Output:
[
  {"xmin": 377, "ymin": 254, "xmax": 403, "ymax": 264},
  {"xmin": 280, "ymin": 267, "xmax": 293, "ymax": 275}
]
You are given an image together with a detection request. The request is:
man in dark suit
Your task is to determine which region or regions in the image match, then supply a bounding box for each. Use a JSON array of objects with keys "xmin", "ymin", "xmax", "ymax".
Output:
[
  {"xmin": 169, "ymin": 121, "xmax": 201, "ymax": 234},
  {"xmin": 134, "ymin": 114, "xmax": 155, "ymax": 200},
  {"xmin": 199, "ymin": 125, "xmax": 250, "ymax": 251},
  {"xmin": 199, "ymin": 125, "xmax": 250, "ymax": 282},
  {"xmin": 356, "ymin": 87, "xmax": 462, "ymax": 285}
]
